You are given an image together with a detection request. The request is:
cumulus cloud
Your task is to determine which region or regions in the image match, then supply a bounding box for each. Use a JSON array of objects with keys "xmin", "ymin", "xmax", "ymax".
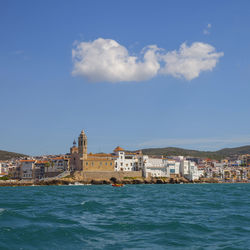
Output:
[
  {"xmin": 72, "ymin": 38, "xmax": 223, "ymax": 83},
  {"xmin": 160, "ymin": 42, "xmax": 224, "ymax": 80},
  {"xmin": 72, "ymin": 38, "xmax": 160, "ymax": 82}
]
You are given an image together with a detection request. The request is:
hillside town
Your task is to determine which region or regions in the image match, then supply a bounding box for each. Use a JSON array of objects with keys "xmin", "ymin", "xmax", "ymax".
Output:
[{"xmin": 1, "ymin": 130, "xmax": 250, "ymax": 184}]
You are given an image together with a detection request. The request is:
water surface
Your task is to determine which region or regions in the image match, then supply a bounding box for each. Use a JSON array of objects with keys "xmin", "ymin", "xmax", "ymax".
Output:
[{"xmin": 1, "ymin": 184, "xmax": 250, "ymax": 249}]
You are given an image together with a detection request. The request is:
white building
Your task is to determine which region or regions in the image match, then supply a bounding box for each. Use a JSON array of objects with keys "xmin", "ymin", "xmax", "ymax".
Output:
[
  {"xmin": 163, "ymin": 160, "xmax": 180, "ymax": 177},
  {"xmin": 143, "ymin": 156, "xmax": 166, "ymax": 177},
  {"xmin": 143, "ymin": 157, "xmax": 181, "ymax": 178},
  {"xmin": 0, "ymin": 162, "xmax": 9, "ymax": 176},
  {"xmin": 180, "ymin": 160, "xmax": 190, "ymax": 176},
  {"xmin": 112, "ymin": 147, "xmax": 203, "ymax": 181},
  {"xmin": 113, "ymin": 147, "xmax": 138, "ymax": 171},
  {"xmin": 180, "ymin": 160, "xmax": 202, "ymax": 181}
]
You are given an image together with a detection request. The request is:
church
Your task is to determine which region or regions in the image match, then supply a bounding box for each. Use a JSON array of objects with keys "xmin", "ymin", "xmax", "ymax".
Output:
[{"xmin": 70, "ymin": 130, "xmax": 115, "ymax": 172}]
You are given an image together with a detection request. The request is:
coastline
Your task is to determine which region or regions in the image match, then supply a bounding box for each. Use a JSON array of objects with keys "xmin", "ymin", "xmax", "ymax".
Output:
[{"xmin": 0, "ymin": 177, "xmax": 248, "ymax": 187}]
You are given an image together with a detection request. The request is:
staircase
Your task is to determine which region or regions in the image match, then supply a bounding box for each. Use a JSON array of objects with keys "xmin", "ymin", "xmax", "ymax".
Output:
[{"xmin": 40, "ymin": 170, "xmax": 71, "ymax": 181}]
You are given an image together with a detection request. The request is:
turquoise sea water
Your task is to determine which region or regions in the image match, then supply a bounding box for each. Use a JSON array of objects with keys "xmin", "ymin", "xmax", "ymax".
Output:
[{"xmin": 1, "ymin": 184, "xmax": 250, "ymax": 249}]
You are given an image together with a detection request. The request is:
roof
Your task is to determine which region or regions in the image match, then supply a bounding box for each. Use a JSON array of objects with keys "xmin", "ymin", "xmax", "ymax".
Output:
[
  {"xmin": 50, "ymin": 157, "xmax": 64, "ymax": 160},
  {"xmin": 85, "ymin": 157, "xmax": 114, "ymax": 161},
  {"xmin": 114, "ymin": 146, "xmax": 125, "ymax": 152},
  {"xmin": 19, "ymin": 160, "xmax": 36, "ymax": 162},
  {"xmin": 125, "ymin": 152, "xmax": 137, "ymax": 155},
  {"xmin": 36, "ymin": 161, "xmax": 49, "ymax": 164},
  {"xmin": 88, "ymin": 153, "xmax": 113, "ymax": 157}
]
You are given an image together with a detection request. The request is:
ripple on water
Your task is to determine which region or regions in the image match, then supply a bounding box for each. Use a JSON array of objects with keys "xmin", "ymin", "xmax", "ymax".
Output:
[{"xmin": 0, "ymin": 184, "xmax": 250, "ymax": 249}]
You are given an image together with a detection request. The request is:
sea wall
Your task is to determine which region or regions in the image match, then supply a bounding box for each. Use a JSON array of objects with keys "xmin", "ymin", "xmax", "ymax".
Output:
[{"xmin": 73, "ymin": 170, "xmax": 143, "ymax": 181}]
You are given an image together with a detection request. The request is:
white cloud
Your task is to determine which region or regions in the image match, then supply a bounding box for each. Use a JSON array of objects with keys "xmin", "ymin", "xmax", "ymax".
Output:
[
  {"xmin": 160, "ymin": 42, "xmax": 224, "ymax": 80},
  {"xmin": 72, "ymin": 38, "xmax": 223, "ymax": 83},
  {"xmin": 72, "ymin": 38, "xmax": 160, "ymax": 83}
]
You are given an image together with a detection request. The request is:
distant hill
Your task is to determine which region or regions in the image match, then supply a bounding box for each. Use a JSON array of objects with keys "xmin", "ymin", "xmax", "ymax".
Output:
[
  {"xmin": 0, "ymin": 150, "xmax": 28, "ymax": 161},
  {"xmin": 138, "ymin": 145, "xmax": 250, "ymax": 160}
]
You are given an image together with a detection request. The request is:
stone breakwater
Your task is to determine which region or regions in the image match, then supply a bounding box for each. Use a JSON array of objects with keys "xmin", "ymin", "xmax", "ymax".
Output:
[
  {"xmin": 0, "ymin": 176, "xmax": 220, "ymax": 187},
  {"xmin": 0, "ymin": 170, "xmax": 224, "ymax": 187}
]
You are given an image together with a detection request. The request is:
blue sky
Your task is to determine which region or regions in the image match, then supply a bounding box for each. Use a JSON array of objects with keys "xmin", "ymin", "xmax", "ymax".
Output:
[{"xmin": 1, "ymin": 0, "xmax": 250, "ymax": 155}]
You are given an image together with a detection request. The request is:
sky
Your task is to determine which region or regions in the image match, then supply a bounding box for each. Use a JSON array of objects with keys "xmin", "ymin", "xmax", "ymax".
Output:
[{"xmin": 1, "ymin": 0, "xmax": 250, "ymax": 155}]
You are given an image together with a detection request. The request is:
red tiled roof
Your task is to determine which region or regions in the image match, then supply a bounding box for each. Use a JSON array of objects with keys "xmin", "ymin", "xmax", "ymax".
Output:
[
  {"xmin": 20, "ymin": 160, "xmax": 36, "ymax": 162},
  {"xmin": 114, "ymin": 146, "xmax": 125, "ymax": 152}
]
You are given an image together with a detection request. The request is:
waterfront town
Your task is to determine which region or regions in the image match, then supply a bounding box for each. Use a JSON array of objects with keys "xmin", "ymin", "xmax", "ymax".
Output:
[{"xmin": 1, "ymin": 130, "xmax": 250, "ymax": 185}]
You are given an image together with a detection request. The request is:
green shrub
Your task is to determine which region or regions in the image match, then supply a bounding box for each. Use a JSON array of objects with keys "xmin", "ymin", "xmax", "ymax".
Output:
[{"xmin": 0, "ymin": 176, "xmax": 9, "ymax": 180}]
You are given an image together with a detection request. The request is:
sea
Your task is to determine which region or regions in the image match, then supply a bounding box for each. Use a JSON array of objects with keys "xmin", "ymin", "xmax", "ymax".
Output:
[{"xmin": 0, "ymin": 184, "xmax": 250, "ymax": 249}]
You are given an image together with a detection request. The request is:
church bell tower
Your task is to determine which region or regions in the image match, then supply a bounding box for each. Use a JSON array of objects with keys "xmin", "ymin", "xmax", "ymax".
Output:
[{"xmin": 78, "ymin": 130, "xmax": 87, "ymax": 160}]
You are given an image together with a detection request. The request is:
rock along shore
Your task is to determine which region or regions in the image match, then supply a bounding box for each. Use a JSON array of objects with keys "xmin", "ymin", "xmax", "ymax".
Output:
[{"xmin": 0, "ymin": 176, "xmax": 224, "ymax": 187}]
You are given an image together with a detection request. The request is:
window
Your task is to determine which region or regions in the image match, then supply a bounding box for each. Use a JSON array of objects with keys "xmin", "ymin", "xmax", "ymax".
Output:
[
  {"xmin": 105, "ymin": 162, "xmax": 107, "ymax": 166},
  {"xmin": 86, "ymin": 162, "xmax": 88, "ymax": 166},
  {"xmin": 121, "ymin": 163, "xmax": 123, "ymax": 166},
  {"xmin": 110, "ymin": 163, "xmax": 112, "ymax": 165}
]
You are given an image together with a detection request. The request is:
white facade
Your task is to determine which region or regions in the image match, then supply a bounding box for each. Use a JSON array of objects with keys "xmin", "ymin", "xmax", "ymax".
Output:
[
  {"xmin": 0, "ymin": 162, "xmax": 9, "ymax": 177},
  {"xmin": 143, "ymin": 157, "xmax": 181, "ymax": 178},
  {"xmin": 164, "ymin": 160, "xmax": 180, "ymax": 176},
  {"xmin": 114, "ymin": 151, "xmax": 138, "ymax": 171},
  {"xmin": 180, "ymin": 160, "xmax": 202, "ymax": 181},
  {"xmin": 180, "ymin": 160, "xmax": 190, "ymax": 176},
  {"xmin": 144, "ymin": 166, "xmax": 168, "ymax": 177}
]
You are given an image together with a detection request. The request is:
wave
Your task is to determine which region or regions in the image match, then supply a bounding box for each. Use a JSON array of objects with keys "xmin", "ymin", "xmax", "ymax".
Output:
[{"xmin": 0, "ymin": 208, "xmax": 5, "ymax": 214}]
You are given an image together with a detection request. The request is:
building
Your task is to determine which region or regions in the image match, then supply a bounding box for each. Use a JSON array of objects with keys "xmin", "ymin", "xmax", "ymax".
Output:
[
  {"xmin": 70, "ymin": 130, "xmax": 115, "ymax": 172},
  {"xmin": 69, "ymin": 130, "xmax": 87, "ymax": 171},
  {"xmin": 113, "ymin": 146, "xmax": 139, "ymax": 171},
  {"xmin": 33, "ymin": 161, "xmax": 48, "ymax": 179},
  {"xmin": 143, "ymin": 157, "xmax": 181, "ymax": 178},
  {"xmin": 8, "ymin": 166, "xmax": 21, "ymax": 179},
  {"xmin": 163, "ymin": 159, "xmax": 180, "ymax": 177},
  {"xmin": 0, "ymin": 162, "xmax": 9, "ymax": 177},
  {"xmin": 19, "ymin": 159, "xmax": 36, "ymax": 179},
  {"xmin": 180, "ymin": 159, "xmax": 203, "ymax": 181},
  {"xmin": 84, "ymin": 153, "xmax": 114, "ymax": 171},
  {"xmin": 70, "ymin": 140, "xmax": 81, "ymax": 171}
]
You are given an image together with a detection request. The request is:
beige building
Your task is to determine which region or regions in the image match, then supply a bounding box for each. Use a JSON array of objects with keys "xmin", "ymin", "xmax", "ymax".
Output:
[
  {"xmin": 84, "ymin": 154, "xmax": 114, "ymax": 171},
  {"xmin": 70, "ymin": 130, "xmax": 115, "ymax": 171}
]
